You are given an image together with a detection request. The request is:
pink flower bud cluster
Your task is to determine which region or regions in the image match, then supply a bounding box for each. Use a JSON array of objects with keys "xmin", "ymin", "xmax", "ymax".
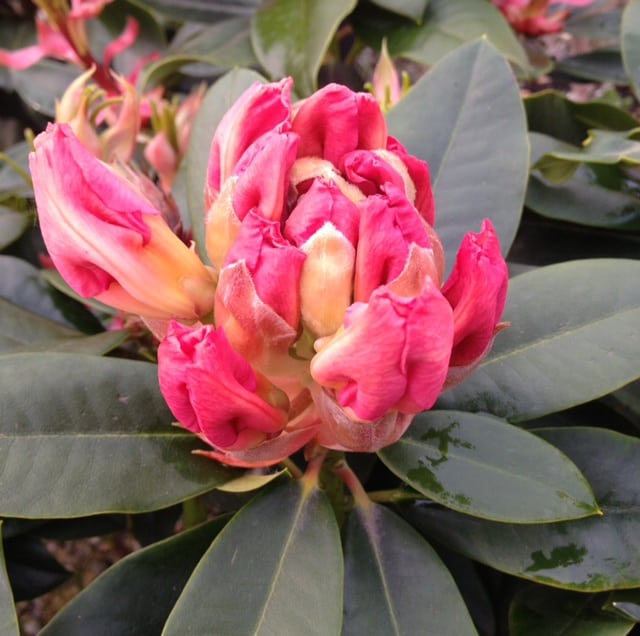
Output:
[
  {"xmin": 30, "ymin": 78, "xmax": 509, "ymax": 467},
  {"xmin": 492, "ymin": 0, "xmax": 597, "ymax": 37}
]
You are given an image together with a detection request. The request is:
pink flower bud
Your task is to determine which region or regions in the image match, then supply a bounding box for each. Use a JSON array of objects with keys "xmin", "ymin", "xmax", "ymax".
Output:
[
  {"xmin": 493, "ymin": 0, "xmax": 597, "ymax": 36},
  {"xmin": 30, "ymin": 124, "xmax": 216, "ymax": 322},
  {"xmin": 158, "ymin": 321, "xmax": 290, "ymax": 450}
]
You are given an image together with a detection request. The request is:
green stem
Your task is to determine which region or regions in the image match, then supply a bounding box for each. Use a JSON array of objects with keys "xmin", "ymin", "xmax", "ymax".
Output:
[
  {"xmin": 330, "ymin": 457, "xmax": 370, "ymax": 509},
  {"xmin": 281, "ymin": 458, "xmax": 303, "ymax": 479},
  {"xmin": 182, "ymin": 495, "xmax": 207, "ymax": 529},
  {"xmin": 367, "ymin": 489, "xmax": 425, "ymax": 504},
  {"xmin": 0, "ymin": 152, "xmax": 32, "ymax": 187}
]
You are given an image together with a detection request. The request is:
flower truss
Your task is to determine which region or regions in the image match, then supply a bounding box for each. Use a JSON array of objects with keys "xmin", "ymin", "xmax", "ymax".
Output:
[{"xmin": 29, "ymin": 77, "xmax": 509, "ymax": 467}]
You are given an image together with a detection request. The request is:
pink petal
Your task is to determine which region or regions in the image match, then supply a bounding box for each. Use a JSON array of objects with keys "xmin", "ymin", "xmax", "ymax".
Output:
[
  {"xmin": 224, "ymin": 211, "xmax": 305, "ymax": 329},
  {"xmin": 341, "ymin": 149, "xmax": 406, "ymax": 196},
  {"xmin": 231, "ymin": 131, "xmax": 299, "ymax": 222},
  {"xmin": 292, "ymin": 84, "xmax": 387, "ymax": 165},
  {"xmin": 158, "ymin": 321, "xmax": 288, "ymax": 450},
  {"xmin": 104, "ymin": 16, "xmax": 139, "ymax": 68},
  {"xmin": 30, "ymin": 124, "xmax": 215, "ymax": 320},
  {"xmin": 284, "ymin": 178, "xmax": 360, "ymax": 247},
  {"xmin": 354, "ymin": 185, "xmax": 431, "ymax": 302},
  {"xmin": 310, "ymin": 282, "xmax": 454, "ymax": 421},
  {"xmin": 386, "ymin": 136, "xmax": 436, "ymax": 226},
  {"xmin": 313, "ymin": 387, "xmax": 415, "ymax": 452},
  {"xmin": 206, "ymin": 78, "xmax": 293, "ymax": 207},
  {"xmin": 194, "ymin": 425, "xmax": 318, "ymax": 468},
  {"xmin": 441, "ymin": 219, "xmax": 508, "ymax": 369}
]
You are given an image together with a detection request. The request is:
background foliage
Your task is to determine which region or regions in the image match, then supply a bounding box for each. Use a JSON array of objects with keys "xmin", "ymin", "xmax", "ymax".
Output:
[{"xmin": 0, "ymin": 0, "xmax": 639, "ymax": 634}]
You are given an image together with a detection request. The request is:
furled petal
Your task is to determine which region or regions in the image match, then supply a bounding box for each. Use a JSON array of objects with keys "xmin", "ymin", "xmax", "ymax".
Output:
[
  {"xmin": 205, "ymin": 78, "xmax": 293, "ymax": 207},
  {"xmin": 230, "ymin": 131, "xmax": 299, "ymax": 222},
  {"xmin": 103, "ymin": 16, "xmax": 138, "ymax": 68},
  {"xmin": 341, "ymin": 149, "xmax": 406, "ymax": 196},
  {"xmin": 313, "ymin": 386, "xmax": 415, "ymax": 452},
  {"xmin": 30, "ymin": 124, "xmax": 215, "ymax": 320},
  {"xmin": 158, "ymin": 321, "xmax": 288, "ymax": 450},
  {"xmin": 310, "ymin": 281, "xmax": 454, "ymax": 421},
  {"xmin": 223, "ymin": 211, "xmax": 305, "ymax": 329},
  {"xmin": 386, "ymin": 136, "xmax": 436, "ymax": 225},
  {"xmin": 292, "ymin": 83, "xmax": 387, "ymax": 165},
  {"xmin": 441, "ymin": 219, "xmax": 508, "ymax": 369},
  {"xmin": 284, "ymin": 178, "xmax": 360, "ymax": 247},
  {"xmin": 298, "ymin": 223, "xmax": 355, "ymax": 337},
  {"xmin": 354, "ymin": 185, "xmax": 432, "ymax": 302}
]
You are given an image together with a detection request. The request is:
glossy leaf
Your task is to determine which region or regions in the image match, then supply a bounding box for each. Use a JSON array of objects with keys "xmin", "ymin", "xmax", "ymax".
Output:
[
  {"xmin": 0, "ymin": 207, "xmax": 29, "ymax": 250},
  {"xmin": 251, "ymin": 0, "xmax": 357, "ymax": 96},
  {"xmin": 566, "ymin": 7, "xmax": 622, "ymax": 40},
  {"xmin": 41, "ymin": 517, "xmax": 229, "ymax": 636},
  {"xmin": 0, "ymin": 256, "xmax": 101, "ymax": 331},
  {"xmin": 343, "ymin": 501, "xmax": 477, "ymax": 635},
  {"xmin": 141, "ymin": 17, "xmax": 257, "ymax": 88},
  {"xmin": 387, "ymin": 39, "xmax": 527, "ymax": 269},
  {"xmin": 163, "ymin": 479, "xmax": 343, "ymax": 635},
  {"xmin": 216, "ymin": 469, "xmax": 286, "ymax": 493},
  {"xmin": 381, "ymin": 0, "xmax": 529, "ymax": 73},
  {"xmin": 0, "ymin": 526, "xmax": 19, "ymax": 636},
  {"xmin": 136, "ymin": 0, "xmax": 258, "ymax": 22},
  {"xmin": 535, "ymin": 129, "xmax": 640, "ymax": 183},
  {"xmin": 3, "ymin": 534, "xmax": 70, "ymax": 601},
  {"xmin": 379, "ymin": 411, "xmax": 597, "ymax": 522},
  {"xmin": 621, "ymin": 0, "xmax": 640, "ymax": 100},
  {"xmin": 439, "ymin": 259, "xmax": 640, "ymax": 422},
  {"xmin": 0, "ymin": 354, "xmax": 234, "ymax": 517},
  {"xmin": 605, "ymin": 589, "xmax": 640, "ymax": 622},
  {"xmin": 405, "ymin": 427, "xmax": 640, "ymax": 592},
  {"xmin": 186, "ymin": 68, "xmax": 266, "ymax": 257},
  {"xmin": 10, "ymin": 60, "xmax": 80, "ymax": 117},
  {"xmin": 527, "ymin": 133, "xmax": 640, "ymax": 231},
  {"xmin": 554, "ymin": 49, "xmax": 628, "ymax": 85},
  {"xmin": 524, "ymin": 91, "xmax": 638, "ymax": 146},
  {"xmin": 369, "ymin": 0, "xmax": 429, "ymax": 22},
  {"xmin": 509, "ymin": 584, "xmax": 635, "ymax": 636},
  {"xmin": 0, "ymin": 298, "xmax": 125, "ymax": 355}
]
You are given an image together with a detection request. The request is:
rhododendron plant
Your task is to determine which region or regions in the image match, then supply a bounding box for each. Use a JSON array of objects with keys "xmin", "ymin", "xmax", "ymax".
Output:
[
  {"xmin": 493, "ymin": 0, "xmax": 597, "ymax": 36},
  {"xmin": 30, "ymin": 78, "xmax": 509, "ymax": 466}
]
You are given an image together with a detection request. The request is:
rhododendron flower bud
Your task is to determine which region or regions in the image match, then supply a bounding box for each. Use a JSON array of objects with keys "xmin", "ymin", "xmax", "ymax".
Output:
[
  {"xmin": 30, "ymin": 124, "xmax": 216, "ymax": 322},
  {"xmin": 493, "ymin": 0, "xmax": 596, "ymax": 36},
  {"xmin": 368, "ymin": 38, "xmax": 409, "ymax": 112},
  {"xmin": 29, "ymin": 75, "xmax": 510, "ymax": 468}
]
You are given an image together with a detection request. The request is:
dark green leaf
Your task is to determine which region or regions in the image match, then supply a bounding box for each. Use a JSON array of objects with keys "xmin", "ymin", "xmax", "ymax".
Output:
[
  {"xmin": 251, "ymin": 0, "xmax": 357, "ymax": 96},
  {"xmin": 142, "ymin": 17, "xmax": 257, "ymax": 88},
  {"xmin": 343, "ymin": 501, "xmax": 477, "ymax": 635},
  {"xmin": 527, "ymin": 132, "xmax": 640, "ymax": 231},
  {"xmin": 185, "ymin": 68, "xmax": 266, "ymax": 258},
  {"xmin": 40, "ymin": 517, "xmax": 229, "ymax": 636},
  {"xmin": 163, "ymin": 479, "xmax": 343, "ymax": 635},
  {"xmin": 605, "ymin": 589, "xmax": 640, "ymax": 622},
  {"xmin": 0, "ymin": 354, "xmax": 234, "ymax": 517},
  {"xmin": 382, "ymin": 0, "xmax": 529, "ymax": 73},
  {"xmin": 0, "ymin": 298, "xmax": 125, "ymax": 355},
  {"xmin": 0, "ymin": 256, "xmax": 100, "ymax": 330},
  {"xmin": 439, "ymin": 259, "xmax": 640, "ymax": 422},
  {"xmin": 387, "ymin": 39, "xmax": 527, "ymax": 269},
  {"xmin": 134, "ymin": 0, "xmax": 258, "ymax": 22},
  {"xmin": 0, "ymin": 207, "xmax": 30, "ymax": 250},
  {"xmin": 524, "ymin": 90, "xmax": 638, "ymax": 146},
  {"xmin": 555, "ymin": 49, "xmax": 628, "ymax": 85},
  {"xmin": 509, "ymin": 583, "xmax": 635, "ymax": 636},
  {"xmin": 10, "ymin": 60, "xmax": 81, "ymax": 117},
  {"xmin": 379, "ymin": 411, "xmax": 598, "ymax": 522},
  {"xmin": 405, "ymin": 427, "xmax": 640, "ymax": 592},
  {"xmin": 621, "ymin": 0, "xmax": 640, "ymax": 99},
  {"xmin": 0, "ymin": 526, "xmax": 19, "ymax": 636},
  {"xmin": 566, "ymin": 7, "xmax": 622, "ymax": 40},
  {"xmin": 369, "ymin": 0, "xmax": 429, "ymax": 22},
  {"xmin": 3, "ymin": 535, "xmax": 69, "ymax": 601}
]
